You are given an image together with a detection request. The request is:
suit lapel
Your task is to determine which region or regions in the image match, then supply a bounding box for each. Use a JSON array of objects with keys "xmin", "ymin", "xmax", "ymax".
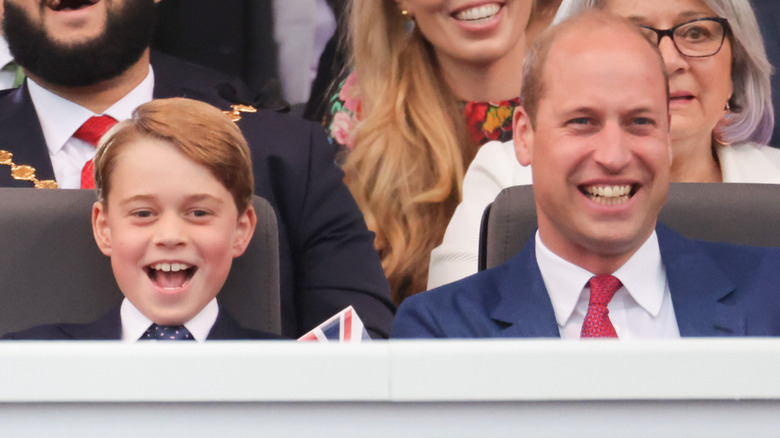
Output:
[
  {"xmin": 658, "ymin": 224, "xmax": 744, "ymax": 336},
  {"xmin": 488, "ymin": 235, "xmax": 561, "ymax": 338},
  {"xmin": 0, "ymin": 85, "xmax": 56, "ymax": 184},
  {"xmin": 206, "ymin": 309, "xmax": 252, "ymax": 340}
]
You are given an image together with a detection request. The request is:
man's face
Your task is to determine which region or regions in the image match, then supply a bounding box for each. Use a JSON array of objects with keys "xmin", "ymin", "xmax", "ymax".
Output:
[
  {"xmin": 514, "ymin": 25, "xmax": 671, "ymax": 273},
  {"xmin": 92, "ymin": 138, "xmax": 256, "ymax": 326},
  {"xmin": 3, "ymin": 0, "xmax": 156, "ymax": 87}
]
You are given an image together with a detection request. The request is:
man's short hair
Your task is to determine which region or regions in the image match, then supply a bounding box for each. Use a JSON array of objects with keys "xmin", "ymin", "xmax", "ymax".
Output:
[
  {"xmin": 520, "ymin": 10, "xmax": 670, "ymax": 127},
  {"xmin": 94, "ymin": 97, "xmax": 255, "ymax": 213}
]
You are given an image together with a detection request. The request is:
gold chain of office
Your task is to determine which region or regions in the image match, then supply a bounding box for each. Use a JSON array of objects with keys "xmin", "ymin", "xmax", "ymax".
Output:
[{"xmin": 0, "ymin": 104, "xmax": 256, "ymax": 189}]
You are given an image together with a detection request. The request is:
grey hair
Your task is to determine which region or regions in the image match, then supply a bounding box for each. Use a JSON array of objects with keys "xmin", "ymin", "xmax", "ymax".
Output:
[{"xmin": 553, "ymin": 0, "xmax": 774, "ymax": 145}]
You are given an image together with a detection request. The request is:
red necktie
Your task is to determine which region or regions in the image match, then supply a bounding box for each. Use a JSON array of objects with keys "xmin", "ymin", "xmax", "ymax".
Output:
[
  {"xmin": 580, "ymin": 275, "xmax": 622, "ymax": 338},
  {"xmin": 73, "ymin": 115, "xmax": 118, "ymax": 189}
]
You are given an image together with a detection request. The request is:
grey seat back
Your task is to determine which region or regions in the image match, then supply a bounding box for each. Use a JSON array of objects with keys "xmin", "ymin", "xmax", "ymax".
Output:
[
  {"xmin": 479, "ymin": 183, "xmax": 780, "ymax": 270},
  {"xmin": 0, "ymin": 188, "xmax": 281, "ymax": 335}
]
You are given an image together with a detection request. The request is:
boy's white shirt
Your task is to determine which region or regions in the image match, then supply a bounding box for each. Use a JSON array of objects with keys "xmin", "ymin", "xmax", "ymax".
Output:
[{"xmin": 121, "ymin": 297, "xmax": 219, "ymax": 342}]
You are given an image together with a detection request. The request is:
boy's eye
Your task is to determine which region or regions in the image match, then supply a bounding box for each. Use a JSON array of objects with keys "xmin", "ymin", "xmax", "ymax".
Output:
[
  {"xmin": 131, "ymin": 210, "xmax": 153, "ymax": 218},
  {"xmin": 189, "ymin": 209, "xmax": 211, "ymax": 218}
]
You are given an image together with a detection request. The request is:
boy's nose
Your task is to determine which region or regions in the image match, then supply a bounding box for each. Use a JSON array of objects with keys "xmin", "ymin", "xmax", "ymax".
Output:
[{"xmin": 153, "ymin": 214, "xmax": 187, "ymax": 247}]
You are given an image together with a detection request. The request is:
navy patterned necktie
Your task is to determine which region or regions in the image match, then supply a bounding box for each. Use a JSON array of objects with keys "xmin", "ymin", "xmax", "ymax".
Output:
[{"xmin": 142, "ymin": 324, "xmax": 194, "ymax": 341}]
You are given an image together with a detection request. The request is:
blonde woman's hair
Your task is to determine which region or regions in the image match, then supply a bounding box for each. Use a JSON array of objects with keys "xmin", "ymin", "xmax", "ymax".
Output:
[{"xmin": 342, "ymin": 0, "xmax": 473, "ymax": 302}]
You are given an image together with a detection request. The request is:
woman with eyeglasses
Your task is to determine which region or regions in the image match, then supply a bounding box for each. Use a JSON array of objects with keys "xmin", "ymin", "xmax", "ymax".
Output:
[
  {"xmin": 555, "ymin": 0, "xmax": 778, "ymax": 181},
  {"xmin": 427, "ymin": 0, "xmax": 780, "ymax": 289}
]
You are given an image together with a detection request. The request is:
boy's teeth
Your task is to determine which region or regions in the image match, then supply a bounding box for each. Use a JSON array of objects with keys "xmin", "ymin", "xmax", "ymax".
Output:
[
  {"xmin": 154, "ymin": 262, "xmax": 189, "ymax": 272},
  {"xmin": 455, "ymin": 4, "xmax": 500, "ymax": 22}
]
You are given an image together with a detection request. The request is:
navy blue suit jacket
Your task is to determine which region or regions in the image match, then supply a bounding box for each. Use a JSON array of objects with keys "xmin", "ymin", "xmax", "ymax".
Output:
[
  {"xmin": 1, "ymin": 306, "xmax": 282, "ymax": 340},
  {"xmin": 0, "ymin": 53, "xmax": 394, "ymax": 339},
  {"xmin": 392, "ymin": 224, "xmax": 780, "ymax": 338}
]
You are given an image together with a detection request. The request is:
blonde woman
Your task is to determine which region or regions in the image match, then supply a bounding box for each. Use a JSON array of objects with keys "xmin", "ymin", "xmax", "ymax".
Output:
[{"xmin": 327, "ymin": 0, "xmax": 556, "ymax": 302}]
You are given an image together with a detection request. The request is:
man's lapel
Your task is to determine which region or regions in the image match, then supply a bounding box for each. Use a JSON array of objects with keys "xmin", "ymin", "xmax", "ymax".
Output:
[
  {"xmin": 658, "ymin": 224, "xmax": 744, "ymax": 336},
  {"xmin": 0, "ymin": 84, "xmax": 56, "ymax": 184},
  {"xmin": 488, "ymin": 235, "xmax": 561, "ymax": 338}
]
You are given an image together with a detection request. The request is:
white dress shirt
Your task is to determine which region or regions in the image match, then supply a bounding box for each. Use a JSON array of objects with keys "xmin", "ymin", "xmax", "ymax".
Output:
[
  {"xmin": 427, "ymin": 139, "xmax": 780, "ymax": 289},
  {"xmin": 120, "ymin": 297, "xmax": 219, "ymax": 342},
  {"xmin": 26, "ymin": 67, "xmax": 155, "ymax": 188},
  {"xmin": 535, "ymin": 230, "xmax": 680, "ymax": 339},
  {"xmin": 0, "ymin": 36, "xmax": 17, "ymax": 90}
]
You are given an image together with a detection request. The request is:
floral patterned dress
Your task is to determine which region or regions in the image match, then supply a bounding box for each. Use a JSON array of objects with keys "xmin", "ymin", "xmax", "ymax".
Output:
[{"xmin": 327, "ymin": 72, "xmax": 519, "ymax": 152}]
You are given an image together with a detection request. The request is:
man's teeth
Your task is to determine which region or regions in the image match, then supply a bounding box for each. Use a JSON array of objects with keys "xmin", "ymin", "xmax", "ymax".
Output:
[
  {"xmin": 153, "ymin": 263, "xmax": 190, "ymax": 272},
  {"xmin": 455, "ymin": 4, "xmax": 500, "ymax": 23},
  {"xmin": 584, "ymin": 185, "xmax": 632, "ymax": 205}
]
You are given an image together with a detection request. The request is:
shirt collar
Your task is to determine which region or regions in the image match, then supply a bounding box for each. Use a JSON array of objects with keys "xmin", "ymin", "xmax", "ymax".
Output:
[
  {"xmin": 0, "ymin": 37, "xmax": 13, "ymax": 69},
  {"xmin": 27, "ymin": 66, "xmax": 155, "ymax": 156},
  {"xmin": 120, "ymin": 296, "xmax": 219, "ymax": 343},
  {"xmin": 536, "ymin": 230, "xmax": 665, "ymax": 327}
]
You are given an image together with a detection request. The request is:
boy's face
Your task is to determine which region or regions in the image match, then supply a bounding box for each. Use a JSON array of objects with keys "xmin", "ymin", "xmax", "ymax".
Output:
[{"xmin": 92, "ymin": 138, "xmax": 256, "ymax": 325}]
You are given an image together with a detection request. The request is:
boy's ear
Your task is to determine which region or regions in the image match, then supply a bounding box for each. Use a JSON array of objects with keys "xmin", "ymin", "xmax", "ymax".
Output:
[
  {"xmin": 513, "ymin": 106, "xmax": 535, "ymax": 167},
  {"xmin": 92, "ymin": 201, "xmax": 112, "ymax": 256},
  {"xmin": 232, "ymin": 205, "xmax": 257, "ymax": 258}
]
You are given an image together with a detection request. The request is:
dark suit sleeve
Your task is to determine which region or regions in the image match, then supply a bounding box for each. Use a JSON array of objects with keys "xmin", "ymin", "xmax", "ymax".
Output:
[
  {"xmin": 244, "ymin": 111, "xmax": 395, "ymax": 338},
  {"xmin": 290, "ymin": 123, "xmax": 396, "ymax": 338}
]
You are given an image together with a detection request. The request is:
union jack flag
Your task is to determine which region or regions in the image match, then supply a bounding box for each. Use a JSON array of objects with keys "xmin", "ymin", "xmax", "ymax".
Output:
[{"xmin": 297, "ymin": 306, "xmax": 371, "ymax": 343}]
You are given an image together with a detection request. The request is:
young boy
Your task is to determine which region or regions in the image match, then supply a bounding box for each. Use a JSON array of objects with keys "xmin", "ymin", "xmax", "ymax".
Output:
[{"xmin": 4, "ymin": 98, "xmax": 280, "ymax": 341}]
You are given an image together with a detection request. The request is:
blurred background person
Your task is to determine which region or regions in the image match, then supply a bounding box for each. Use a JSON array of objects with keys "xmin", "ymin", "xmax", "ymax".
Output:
[
  {"xmin": 750, "ymin": 0, "xmax": 780, "ymax": 147},
  {"xmin": 0, "ymin": 1, "xmax": 23, "ymax": 89},
  {"xmin": 428, "ymin": 0, "xmax": 780, "ymax": 289},
  {"xmin": 328, "ymin": 0, "xmax": 563, "ymax": 303}
]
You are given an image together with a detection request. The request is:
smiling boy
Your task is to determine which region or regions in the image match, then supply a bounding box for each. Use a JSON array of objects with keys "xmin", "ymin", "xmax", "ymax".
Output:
[{"xmin": 4, "ymin": 98, "xmax": 280, "ymax": 341}]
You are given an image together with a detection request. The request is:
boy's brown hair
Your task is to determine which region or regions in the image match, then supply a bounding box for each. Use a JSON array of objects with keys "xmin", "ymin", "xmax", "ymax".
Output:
[{"xmin": 94, "ymin": 97, "xmax": 254, "ymax": 212}]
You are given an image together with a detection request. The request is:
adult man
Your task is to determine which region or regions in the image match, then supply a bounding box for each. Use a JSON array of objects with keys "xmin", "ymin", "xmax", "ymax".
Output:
[
  {"xmin": 0, "ymin": 0, "xmax": 394, "ymax": 339},
  {"xmin": 392, "ymin": 11, "xmax": 780, "ymax": 339}
]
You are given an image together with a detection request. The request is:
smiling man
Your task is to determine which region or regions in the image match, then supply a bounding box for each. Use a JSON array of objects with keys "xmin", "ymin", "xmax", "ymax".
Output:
[
  {"xmin": 0, "ymin": 0, "xmax": 395, "ymax": 339},
  {"xmin": 392, "ymin": 11, "xmax": 780, "ymax": 339}
]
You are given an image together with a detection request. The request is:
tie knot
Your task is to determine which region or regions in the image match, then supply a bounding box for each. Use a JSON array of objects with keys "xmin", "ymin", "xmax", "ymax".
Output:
[
  {"xmin": 142, "ymin": 324, "xmax": 194, "ymax": 341},
  {"xmin": 73, "ymin": 115, "xmax": 118, "ymax": 147},
  {"xmin": 588, "ymin": 274, "xmax": 622, "ymax": 307}
]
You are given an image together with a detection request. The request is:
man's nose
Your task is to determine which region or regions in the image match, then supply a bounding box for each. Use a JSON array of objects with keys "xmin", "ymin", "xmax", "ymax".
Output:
[{"xmin": 592, "ymin": 122, "xmax": 632, "ymax": 172}]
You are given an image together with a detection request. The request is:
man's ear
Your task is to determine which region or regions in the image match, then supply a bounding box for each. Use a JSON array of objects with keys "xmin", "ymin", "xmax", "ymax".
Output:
[
  {"xmin": 513, "ymin": 106, "xmax": 534, "ymax": 167},
  {"xmin": 232, "ymin": 205, "xmax": 257, "ymax": 258},
  {"xmin": 92, "ymin": 201, "xmax": 112, "ymax": 257}
]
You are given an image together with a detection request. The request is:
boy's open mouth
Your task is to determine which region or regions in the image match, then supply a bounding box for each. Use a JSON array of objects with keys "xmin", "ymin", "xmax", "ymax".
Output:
[
  {"xmin": 145, "ymin": 262, "xmax": 196, "ymax": 289},
  {"xmin": 45, "ymin": 0, "xmax": 99, "ymax": 12}
]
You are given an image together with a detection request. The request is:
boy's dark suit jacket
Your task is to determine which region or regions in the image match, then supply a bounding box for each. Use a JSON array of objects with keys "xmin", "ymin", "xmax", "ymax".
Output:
[
  {"xmin": 0, "ymin": 52, "xmax": 395, "ymax": 339},
  {"xmin": 1, "ymin": 307, "xmax": 282, "ymax": 340},
  {"xmin": 392, "ymin": 224, "xmax": 780, "ymax": 338}
]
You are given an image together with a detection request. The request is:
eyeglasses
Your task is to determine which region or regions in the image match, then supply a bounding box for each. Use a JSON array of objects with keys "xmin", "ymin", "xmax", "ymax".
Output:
[{"xmin": 639, "ymin": 17, "xmax": 730, "ymax": 58}]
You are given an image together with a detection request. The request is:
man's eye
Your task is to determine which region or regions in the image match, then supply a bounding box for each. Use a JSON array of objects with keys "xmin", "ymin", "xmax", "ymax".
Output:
[
  {"xmin": 568, "ymin": 117, "xmax": 591, "ymax": 125},
  {"xmin": 634, "ymin": 117, "xmax": 655, "ymax": 126}
]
